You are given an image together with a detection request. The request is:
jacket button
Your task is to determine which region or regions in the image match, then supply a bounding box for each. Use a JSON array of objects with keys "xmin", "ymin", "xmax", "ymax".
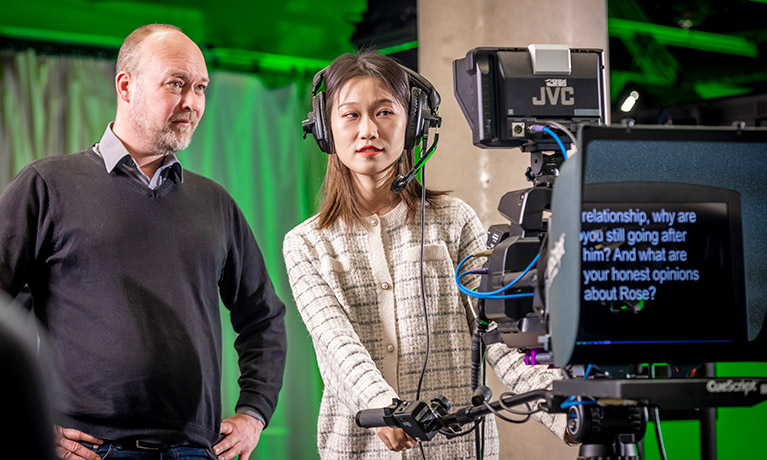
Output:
[{"xmin": 380, "ymin": 281, "xmax": 391, "ymax": 290}]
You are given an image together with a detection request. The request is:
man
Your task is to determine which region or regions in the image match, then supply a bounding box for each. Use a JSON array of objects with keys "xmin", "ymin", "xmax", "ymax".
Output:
[{"xmin": 0, "ymin": 24, "xmax": 286, "ymax": 460}]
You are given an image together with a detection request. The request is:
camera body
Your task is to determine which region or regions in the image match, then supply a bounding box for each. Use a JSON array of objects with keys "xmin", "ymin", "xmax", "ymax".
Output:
[
  {"xmin": 454, "ymin": 45, "xmax": 608, "ymax": 361},
  {"xmin": 453, "ymin": 45, "xmax": 607, "ymax": 149}
]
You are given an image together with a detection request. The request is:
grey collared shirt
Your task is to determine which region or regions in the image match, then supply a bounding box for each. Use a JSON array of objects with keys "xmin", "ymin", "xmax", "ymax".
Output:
[{"xmin": 94, "ymin": 124, "xmax": 184, "ymax": 190}]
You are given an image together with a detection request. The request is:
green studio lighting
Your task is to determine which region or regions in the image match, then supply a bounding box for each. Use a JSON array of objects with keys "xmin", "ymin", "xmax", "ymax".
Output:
[
  {"xmin": 378, "ymin": 40, "xmax": 419, "ymax": 55},
  {"xmin": 0, "ymin": 25, "xmax": 331, "ymax": 74},
  {"xmin": 609, "ymin": 18, "xmax": 759, "ymax": 57},
  {"xmin": 693, "ymin": 82, "xmax": 754, "ymax": 100},
  {"xmin": 0, "ymin": 25, "xmax": 123, "ymax": 49},
  {"xmin": 205, "ymin": 47, "xmax": 330, "ymax": 73}
]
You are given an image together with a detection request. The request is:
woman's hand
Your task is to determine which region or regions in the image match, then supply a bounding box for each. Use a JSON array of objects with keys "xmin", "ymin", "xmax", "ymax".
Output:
[{"xmin": 376, "ymin": 426, "xmax": 418, "ymax": 452}]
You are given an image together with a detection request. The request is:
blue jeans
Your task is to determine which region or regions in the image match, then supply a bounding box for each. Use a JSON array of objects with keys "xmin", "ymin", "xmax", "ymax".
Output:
[{"xmin": 83, "ymin": 443, "xmax": 218, "ymax": 460}]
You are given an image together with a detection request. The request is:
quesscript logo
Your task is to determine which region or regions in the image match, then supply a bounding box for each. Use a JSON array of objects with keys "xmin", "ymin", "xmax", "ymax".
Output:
[{"xmin": 705, "ymin": 379, "xmax": 758, "ymax": 396}]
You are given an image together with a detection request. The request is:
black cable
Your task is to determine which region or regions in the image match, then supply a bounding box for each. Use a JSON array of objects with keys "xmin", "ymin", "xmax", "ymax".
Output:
[
  {"xmin": 440, "ymin": 420, "xmax": 481, "ymax": 438},
  {"xmin": 474, "ymin": 333, "xmax": 486, "ymax": 460},
  {"xmin": 415, "ymin": 136, "xmax": 430, "ymax": 402},
  {"xmin": 479, "ymin": 335, "xmax": 486, "ymax": 458},
  {"xmin": 482, "ymin": 400, "xmax": 531, "ymax": 424},
  {"xmin": 653, "ymin": 406, "xmax": 668, "ymax": 460},
  {"xmin": 497, "ymin": 395, "xmax": 539, "ymax": 416},
  {"xmin": 472, "ymin": 304, "xmax": 489, "ymax": 460},
  {"xmin": 474, "ymin": 420, "xmax": 482, "ymax": 460}
]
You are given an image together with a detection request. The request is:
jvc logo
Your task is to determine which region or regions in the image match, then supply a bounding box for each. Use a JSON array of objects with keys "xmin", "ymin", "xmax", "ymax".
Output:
[{"xmin": 532, "ymin": 87, "xmax": 574, "ymax": 106}]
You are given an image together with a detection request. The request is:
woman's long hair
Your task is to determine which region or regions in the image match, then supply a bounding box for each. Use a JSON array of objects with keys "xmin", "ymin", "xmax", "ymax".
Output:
[{"xmin": 315, "ymin": 51, "xmax": 446, "ymax": 229}]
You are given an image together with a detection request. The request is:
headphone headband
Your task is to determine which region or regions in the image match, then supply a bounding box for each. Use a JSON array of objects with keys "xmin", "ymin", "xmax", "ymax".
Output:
[
  {"xmin": 400, "ymin": 66, "xmax": 441, "ymax": 112},
  {"xmin": 309, "ymin": 64, "xmax": 440, "ymax": 107},
  {"xmin": 311, "ymin": 68, "xmax": 326, "ymax": 95}
]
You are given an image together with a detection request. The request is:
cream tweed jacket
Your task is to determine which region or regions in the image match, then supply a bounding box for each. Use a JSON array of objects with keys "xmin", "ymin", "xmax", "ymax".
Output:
[{"xmin": 283, "ymin": 196, "xmax": 566, "ymax": 459}]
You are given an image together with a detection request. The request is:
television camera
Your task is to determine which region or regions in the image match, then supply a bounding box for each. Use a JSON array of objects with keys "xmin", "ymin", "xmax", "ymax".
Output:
[{"xmin": 355, "ymin": 46, "xmax": 767, "ymax": 460}]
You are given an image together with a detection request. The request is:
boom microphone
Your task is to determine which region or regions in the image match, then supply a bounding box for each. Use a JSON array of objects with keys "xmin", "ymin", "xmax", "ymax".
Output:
[{"xmin": 390, "ymin": 132, "xmax": 440, "ymax": 193}]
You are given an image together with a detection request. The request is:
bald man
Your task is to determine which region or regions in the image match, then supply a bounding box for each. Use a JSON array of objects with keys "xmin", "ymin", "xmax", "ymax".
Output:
[{"xmin": 0, "ymin": 25, "xmax": 286, "ymax": 460}]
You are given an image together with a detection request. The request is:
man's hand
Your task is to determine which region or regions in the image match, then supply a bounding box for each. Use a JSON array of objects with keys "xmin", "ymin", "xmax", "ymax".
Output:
[
  {"xmin": 212, "ymin": 414, "xmax": 264, "ymax": 460},
  {"xmin": 376, "ymin": 426, "xmax": 418, "ymax": 452},
  {"xmin": 54, "ymin": 425, "xmax": 103, "ymax": 460}
]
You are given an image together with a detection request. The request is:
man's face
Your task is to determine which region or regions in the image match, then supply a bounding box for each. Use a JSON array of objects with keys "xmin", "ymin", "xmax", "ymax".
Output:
[{"xmin": 128, "ymin": 33, "xmax": 209, "ymax": 155}]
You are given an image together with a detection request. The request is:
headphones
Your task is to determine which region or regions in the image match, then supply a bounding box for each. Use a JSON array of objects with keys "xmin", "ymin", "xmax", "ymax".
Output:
[{"xmin": 302, "ymin": 63, "xmax": 442, "ymax": 155}]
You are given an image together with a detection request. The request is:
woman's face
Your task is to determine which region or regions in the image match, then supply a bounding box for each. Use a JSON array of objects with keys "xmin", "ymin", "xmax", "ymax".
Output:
[{"xmin": 330, "ymin": 76, "xmax": 407, "ymax": 184}]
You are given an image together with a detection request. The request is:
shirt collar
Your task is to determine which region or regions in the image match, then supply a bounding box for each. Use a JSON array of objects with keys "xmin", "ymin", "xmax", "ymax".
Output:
[
  {"xmin": 379, "ymin": 199, "xmax": 408, "ymax": 227},
  {"xmin": 96, "ymin": 123, "xmax": 184, "ymax": 183}
]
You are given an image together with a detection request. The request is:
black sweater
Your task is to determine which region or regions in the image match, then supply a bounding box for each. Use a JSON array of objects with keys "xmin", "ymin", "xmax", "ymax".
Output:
[{"xmin": 0, "ymin": 148, "xmax": 286, "ymax": 446}]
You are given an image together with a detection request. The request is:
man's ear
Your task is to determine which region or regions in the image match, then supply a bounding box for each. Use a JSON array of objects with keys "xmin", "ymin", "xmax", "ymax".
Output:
[{"xmin": 116, "ymin": 71, "xmax": 132, "ymax": 103}]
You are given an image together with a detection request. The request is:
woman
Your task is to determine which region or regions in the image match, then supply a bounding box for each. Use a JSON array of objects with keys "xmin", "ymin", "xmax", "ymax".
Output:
[{"xmin": 283, "ymin": 51, "xmax": 567, "ymax": 459}]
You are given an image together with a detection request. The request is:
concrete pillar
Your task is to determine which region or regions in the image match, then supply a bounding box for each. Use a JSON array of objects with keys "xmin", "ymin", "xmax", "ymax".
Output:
[{"xmin": 418, "ymin": 1, "xmax": 608, "ymax": 459}]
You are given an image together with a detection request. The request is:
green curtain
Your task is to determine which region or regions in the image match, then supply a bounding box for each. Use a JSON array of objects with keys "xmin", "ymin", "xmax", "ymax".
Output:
[
  {"xmin": 0, "ymin": 49, "xmax": 327, "ymax": 459},
  {"xmin": 183, "ymin": 69, "xmax": 327, "ymax": 460},
  {"xmin": 0, "ymin": 49, "xmax": 116, "ymax": 183}
]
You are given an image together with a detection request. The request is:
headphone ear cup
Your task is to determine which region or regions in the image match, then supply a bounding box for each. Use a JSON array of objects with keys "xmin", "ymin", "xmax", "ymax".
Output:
[
  {"xmin": 404, "ymin": 86, "xmax": 427, "ymax": 151},
  {"xmin": 312, "ymin": 91, "xmax": 331, "ymax": 154}
]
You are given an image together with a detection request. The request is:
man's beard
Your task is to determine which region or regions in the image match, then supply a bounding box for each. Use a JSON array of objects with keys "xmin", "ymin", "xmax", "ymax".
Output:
[{"xmin": 129, "ymin": 87, "xmax": 196, "ymax": 156}]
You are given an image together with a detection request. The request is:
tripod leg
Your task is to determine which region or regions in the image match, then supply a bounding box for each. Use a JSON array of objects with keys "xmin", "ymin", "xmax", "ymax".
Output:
[{"xmin": 700, "ymin": 363, "xmax": 717, "ymax": 460}]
